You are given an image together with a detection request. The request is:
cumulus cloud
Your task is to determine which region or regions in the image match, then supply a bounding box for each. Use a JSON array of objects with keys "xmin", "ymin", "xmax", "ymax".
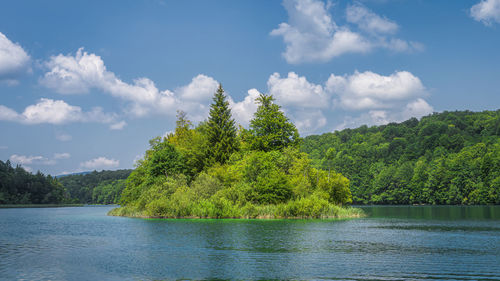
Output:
[
  {"xmin": 39, "ymin": 48, "xmax": 220, "ymax": 120},
  {"xmin": 0, "ymin": 32, "xmax": 30, "ymax": 81},
  {"xmin": 10, "ymin": 154, "xmax": 44, "ymax": 165},
  {"xmin": 402, "ymin": 98, "xmax": 434, "ymax": 120},
  {"xmin": 271, "ymin": 0, "xmax": 421, "ymax": 64},
  {"xmin": 326, "ymin": 70, "xmax": 432, "ymax": 129},
  {"xmin": 109, "ymin": 120, "xmax": 127, "ymax": 130},
  {"xmin": 326, "ymin": 71, "xmax": 426, "ymax": 110},
  {"xmin": 9, "ymin": 153, "xmax": 73, "ymax": 170},
  {"xmin": 336, "ymin": 100, "xmax": 434, "ymax": 130},
  {"xmin": 229, "ymin": 88, "xmax": 261, "ymax": 127},
  {"xmin": 249, "ymin": 70, "xmax": 432, "ymax": 132},
  {"xmin": 0, "ymin": 105, "xmax": 19, "ymax": 121},
  {"xmin": 471, "ymin": 0, "xmax": 500, "ymax": 25},
  {"xmin": 80, "ymin": 157, "xmax": 119, "ymax": 170},
  {"xmin": 267, "ymin": 72, "xmax": 328, "ymax": 108},
  {"xmin": 177, "ymin": 75, "xmax": 219, "ymax": 102},
  {"xmin": 9, "ymin": 154, "xmax": 55, "ymax": 166},
  {"xmin": 290, "ymin": 109, "xmax": 327, "ymax": 134},
  {"xmin": 0, "ymin": 98, "xmax": 124, "ymax": 129},
  {"xmin": 346, "ymin": 3, "xmax": 398, "ymax": 34}
]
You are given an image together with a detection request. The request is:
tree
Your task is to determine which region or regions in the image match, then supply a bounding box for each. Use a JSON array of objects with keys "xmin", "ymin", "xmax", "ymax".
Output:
[
  {"xmin": 325, "ymin": 147, "xmax": 336, "ymax": 181},
  {"xmin": 148, "ymin": 137, "xmax": 186, "ymax": 178},
  {"xmin": 206, "ymin": 84, "xmax": 238, "ymax": 164},
  {"xmin": 248, "ymin": 94, "xmax": 300, "ymax": 152}
]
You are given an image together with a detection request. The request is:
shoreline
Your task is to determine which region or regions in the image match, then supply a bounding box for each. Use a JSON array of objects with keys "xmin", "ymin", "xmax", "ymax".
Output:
[{"xmin": 107, "ymin": 206, "xmax": 366, "ymax": 220}]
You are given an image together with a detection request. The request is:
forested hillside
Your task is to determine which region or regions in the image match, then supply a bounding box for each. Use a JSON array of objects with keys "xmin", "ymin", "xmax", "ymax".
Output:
[
  {"xmin": 0, "ymin": 160, "xmax": 67, "ymax": 204},
  {"xmin": 302, "ymin": 110, "xmax": 500, "ymax": 205},
  {"xmin": 58, "ymin": 169, "xmax": 132, "ymax": 204}
]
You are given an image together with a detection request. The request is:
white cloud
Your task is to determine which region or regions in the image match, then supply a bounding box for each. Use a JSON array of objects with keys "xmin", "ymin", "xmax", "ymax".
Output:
[
  {"xmin": 402, "ymin": 98, "xmax": 434, "ymax": 120},
  {"xmin": 10, "ymin": 154, "xmax": 44, "ymax": 165},
  {"xmin": 346, "ymin": 3, "xmax": 398, "ymax": 34},
  {"xmin": 9, "ymin": 154, "xmax": 55, "ymax": 166},
  {"xmin": 0, "ymin": 145, "xmax": 7, "ymax": 149},
  {"xmin": 271, "ymin": 0, "xmax": 421, "ymax": 64},
  {"xmin": 326, "ymin": 71, "xmax": 426, "ymax": 110},
  {"xmin": 229, "ymin": 88, "xmax": 261, "ymax": 127},
  {"xmin": 39, "ymin": 48, "xmax": 220, "ymax": 120},
  {"xmin": 109, "ymin": 120, "xmax": 127, "ymax": 130},
  {"xmin": 471, "ymin": 0, "xmax": 500, "ymax": 25},
  {"xmin": 335, "ymin": 99, "xmax": 433, "ymax": 130},
  {"xmin": 80, "ymin": 157, "xmax": 119, "ymax": 170},
  {"xmin": 22, "ymin": 98, "xmax": 85, "ymax": 124},
  {"xmin": 252, "ymin": 70, "xmax": 432, "ymax": 132},
  {"xmin": 0, "ymin": 105, "xmax": 19, "ymax": 121},
  {"xmin": 0, "ymin": 98, "xmax": 123, "ymax": 129},
  {"xmin": 177, "ymin": 75, "xmax": 219, "ymax": 102},
  {"xmin": 53, "ymin": 153, "xmax": 71, "ymax": 160},
  {"xmin": 267, "ymin": 72, "xmax": 328, "ymax": 108},
  {"xmin": 0, "ymin": 32, "xmax": 30, "ymax": 81},
  {"xmin": 290, "ymin": 109, "xmax": 327, "ymax": 134},
  {"xmin": 271, "ymin": 0, "xmax": 371, "ymax": 63}
]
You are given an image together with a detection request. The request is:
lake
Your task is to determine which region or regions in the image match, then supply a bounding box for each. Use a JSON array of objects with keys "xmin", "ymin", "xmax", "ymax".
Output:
[{"xmin": 1, "ymin": 205, "xmax": 500, "ymax": 280}]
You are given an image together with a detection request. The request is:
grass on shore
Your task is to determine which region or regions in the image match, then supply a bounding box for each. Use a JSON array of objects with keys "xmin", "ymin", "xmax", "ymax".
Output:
[{"xmin": 108, "ymin": 200, "xmax": 365, "ymax": 219}]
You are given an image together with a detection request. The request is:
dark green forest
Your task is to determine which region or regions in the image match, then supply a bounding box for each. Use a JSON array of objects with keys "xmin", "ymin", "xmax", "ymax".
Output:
[
  {"xmin": 57, "ymin": 169, "xmax": 132, "ymax": 204},
  {"xmin": 0, "ymin": 160, "xmax": 67, "ymax": 204},
  {"xmin": 111, "ymin": 85, "xmax": 361, "ymax": 219},
  {"xmin": 302, "ymin": 110, "xmax": 500, "ymax": 205},
  {"xmin": 0, "ymin": 163, "xmax": 131, "ymax": 205}
]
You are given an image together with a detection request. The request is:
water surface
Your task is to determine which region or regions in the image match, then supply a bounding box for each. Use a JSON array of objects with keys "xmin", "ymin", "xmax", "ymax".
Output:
[{"xmin": 1, "ymin": 205, "xmax": 499, "ymax": 280}]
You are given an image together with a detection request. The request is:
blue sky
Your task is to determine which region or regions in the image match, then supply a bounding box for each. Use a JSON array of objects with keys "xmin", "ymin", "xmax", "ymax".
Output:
[{"xmin": 1, "ymin": 0, "xmax": 499, "ymax": 175}]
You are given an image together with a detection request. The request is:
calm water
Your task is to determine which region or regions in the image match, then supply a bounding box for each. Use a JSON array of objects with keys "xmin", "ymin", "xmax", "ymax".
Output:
[{"xmin": 1, "ymin": 206, "xmax": 500, "ymax": 280}]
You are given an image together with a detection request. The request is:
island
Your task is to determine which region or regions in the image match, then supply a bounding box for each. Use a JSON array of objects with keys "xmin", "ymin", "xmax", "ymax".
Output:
[{"xmin": 109, "ymin": 85, "xmax": 364, "ymax": 219}]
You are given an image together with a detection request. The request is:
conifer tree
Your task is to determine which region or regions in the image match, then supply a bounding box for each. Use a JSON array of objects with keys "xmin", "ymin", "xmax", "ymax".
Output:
[
  {"xmin": 248, "ymin": 94, "xmax": 300, "ymax": 152},
  {"xmin": 206, "ymin": 84, "xmax": 238, "ymax": 164}
]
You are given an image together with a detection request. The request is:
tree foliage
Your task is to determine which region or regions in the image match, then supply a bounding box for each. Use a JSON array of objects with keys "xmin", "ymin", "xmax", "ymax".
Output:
[
  {"xmin": 302, "ymin": 110, "xmax": 500, "ymax": 205},
  {"xmin": 57, "ymin": 169, "xmax": 132, "ymax": 204},
  {"xmin": 0, "ymin": 160, "xmax": 68, "ymax": 204},
  {"xmin": 115, "ymin": 94, "xmax": 355, "ymax": 218},
  {"xmin": 206, "ymin": 84, "xmax": 238, "ymax": 164},
  {"xmin": 247, "ymin": 94, "xmax": 300, "ymax": 152}
]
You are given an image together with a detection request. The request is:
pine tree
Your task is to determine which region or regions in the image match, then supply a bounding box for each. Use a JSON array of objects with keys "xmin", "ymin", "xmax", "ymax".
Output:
[
  {"xmin": 248, "ymin": 94, "xmax": 300, "ymax": 152},
  {"xmin": 206, "ymin": 84, "xmax": 238, "ymax": 164}
]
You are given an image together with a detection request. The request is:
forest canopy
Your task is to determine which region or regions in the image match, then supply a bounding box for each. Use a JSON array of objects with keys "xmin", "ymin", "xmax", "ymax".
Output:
[
  {"xmin": 111, "ymin": 86, "xmax": 360, "ymax": 219},
  {"xmin": 0, "ymin": 160, "xmax": 67, "ymax": 204},
  {"xmin": 57, "ymin": 169, "xmax": 132, "ymax": 204},
  {"xmin": 302, "ymin": 110, "xmax": 500, "ymax": 205}
]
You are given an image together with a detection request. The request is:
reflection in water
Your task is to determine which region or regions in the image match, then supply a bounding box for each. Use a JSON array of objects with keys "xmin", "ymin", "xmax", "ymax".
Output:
[
  {"xmin": 0, "ymin": 206, "xmax": 500, "ymax": 280},
  {"xmin": 359, "ymin": 205, "xmax": 500, "ymax": 220}
]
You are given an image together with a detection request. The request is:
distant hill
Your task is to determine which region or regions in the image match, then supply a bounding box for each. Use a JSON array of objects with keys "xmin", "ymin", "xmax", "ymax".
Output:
[
  {"xmin": 57, "ymin": 169, "xmax": 133, "ymax": 204},
  {"xmin": 301, "ymin": 110, "xmax": 500, "ymax": 205}
]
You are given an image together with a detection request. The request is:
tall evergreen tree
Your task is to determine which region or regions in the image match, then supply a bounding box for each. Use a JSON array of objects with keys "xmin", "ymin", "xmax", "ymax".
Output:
[
  {"xmin": 248, "ymin": 94, "xmax": 300, "ymax": 152},
  {"xmin": 206, "ymin": 84, "xmax": 238, "ymax": 164}
]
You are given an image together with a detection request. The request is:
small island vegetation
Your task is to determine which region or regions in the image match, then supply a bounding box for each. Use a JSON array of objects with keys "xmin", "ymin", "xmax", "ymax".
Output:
[{"xmin": 110, "ymin": 85, "xmax": 363, "ymax": 219}]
